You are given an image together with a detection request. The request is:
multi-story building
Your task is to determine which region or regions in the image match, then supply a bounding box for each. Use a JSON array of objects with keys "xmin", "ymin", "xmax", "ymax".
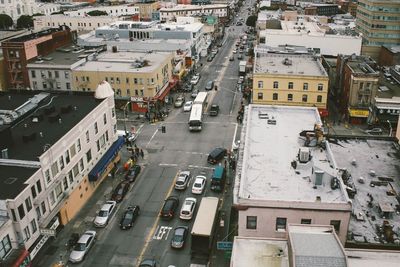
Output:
[
  {"xmin": 159, "ymin": 4, "xmax": 229, "ymax": 22},
  {"xmin": 304, "ymin": 3, "xmax": 340, "ymax": 16},
  {"xmin": 0, "ymin": 87, "xmax": 119, "ymax": 262},
  {"xmin": 1, "ymin": 27, "xmax": 74, "ymax": 89},
  {"xmin": 234, "ymin": 105, "xmax": 352, "ymax": 244},
  {"xmin": 63, "ymin": 4, "xmax": 139, "ymax": 17},
  {"xmin": 252, "ymin": 46, "xmax": 329, "ymax": 115},
  {"xmin": 135, "ymin": 0, "xmax": 159, "ymax": 21},
  {"xmin": 33, "ymin": 15, "xmax": 120, "ymax": 33},
  {"xmin": 27, "ymin": 45, "xmax": 98, "ymax": 91},
  {"xmin": 36, "ymin": 3, "xmax": 61, "ymax": 16},
  {"xmin": 336, "ymin": 54, "xmax": 380, "ymax": 124},
  {"xmin": 355, "ymin": 0, "xmax": 400, "ymax": 58},
  {"xmin": 379, "ymin": 46, "xmax": 400, "ymax": 67},
  {"xmin": 0, "ymin": 0, "xmax": 37, "ymax": 20}
]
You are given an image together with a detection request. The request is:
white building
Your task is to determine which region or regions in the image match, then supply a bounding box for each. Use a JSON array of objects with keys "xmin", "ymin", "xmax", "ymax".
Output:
[
  {"xmin": 159, "ymin": 4, "xmax": 229, "ymax": 22},
  {"xmin": 64, "ymin": 4, "xmax": 139, "ymax": 17},
  {"xmin": 259, "ymin": 19, "xmax": 362, "ymax": 56},
  {"xmin": 36, "ymin": 3, "xmax": 61, "ymax": 16},
  {"xmin": 0, "ymin": 88, "xmax": 120, "ymax": 261},
  {"xmin": 234, "ymin": 105, "xmax": 352, "ymax": 244},
  {"xmin": 33, "ymin": 15, "xmax": 120, "ymax": 32},
  {"xmin": 0, "ymin": 0, "xmax": 37, "ymax": 20}
]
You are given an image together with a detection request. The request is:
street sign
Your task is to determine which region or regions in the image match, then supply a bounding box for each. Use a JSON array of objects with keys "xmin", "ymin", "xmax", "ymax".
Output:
[
  {"xmin": 217, "ymin": 241, "xmax": 233, "ymax": 250},
  {"xmin": 40, "ymin": 228, "xmax": 56, "ymax": 236}
]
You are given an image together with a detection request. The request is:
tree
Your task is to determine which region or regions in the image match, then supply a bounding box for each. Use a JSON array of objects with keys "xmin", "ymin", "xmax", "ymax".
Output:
[
  {"xmin": 0, "ymin": 14, "xmax": 13, "ymax": 30},
  {"xmin": 17, "ymin": 15, "xmax": 33, "ymax": 29},
  {"xmin": 87, "ymin": 10, "xmax": 108, "ymax": 16},
  {"xmin": 246, "ymin": 15, "xmax": 258, "ymax": 28}
]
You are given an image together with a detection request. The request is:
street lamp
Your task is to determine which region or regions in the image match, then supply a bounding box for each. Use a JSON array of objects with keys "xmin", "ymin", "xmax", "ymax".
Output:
[
  {"xmin": 123, "ymin": 100, "xmax": 131, "ymax": 134},
  {"xmin": 387, "ymin": 120, "xmax": 392, "ymax": 137}
]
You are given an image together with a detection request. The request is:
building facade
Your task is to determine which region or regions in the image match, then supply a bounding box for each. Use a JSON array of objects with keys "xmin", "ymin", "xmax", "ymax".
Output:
[
  {"xmin": 159, "ymin": 4, "xmax": 229, "ymax": 22},
  {"xmin": 0, "ymin": 0, "xmax": 37, "ymax": 20},
  {"xmin": 63, "ymin": 4, "xmax": 139, "ymax": 17},
  {"xmin": 252, "ymin": 47, "xmax": 329, "ymax": 114},
  {"xmin": 135, "ymin": 1, "xmax": 159, "ymax": 21}
]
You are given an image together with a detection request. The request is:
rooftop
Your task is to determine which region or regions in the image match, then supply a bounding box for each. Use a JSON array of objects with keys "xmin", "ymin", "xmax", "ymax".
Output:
[
  {"xmin": 2, "ymin": 27, "xmax": 68, "ymax": 44},
  {"xmin": 159, "ymin": 4, "xmax": 228, "ymax": 11},
  {"xmin": 236, "ymin": 105, "xmax": 349, "ymax": 204},
  {"xmin": 329, "ymin": 139, "xmax": 400, "ymax": 245},
  {"xmin": 231, "ymin": 236, "xmax": 289, "ymax": 267},
  {"xmin": 254, "ymin": 51, "xmax": 328, "ymax": 77},
  {"xmin": 0, "ymin": 91, "xmax": 101, "ymax": 162},
  {"xmin": 0, "ymin": 165, "xmax": 39, "ymax": 200},
  {"xmin": 73, "ymin": 51, "xmax": 171, "ymax": 73},
  {"xmin": 345, "ymin": 249, "xmax": 400, "ymax": 267},
  {"xmin": 347, "ymin": 61, "xmax": 378, "ymax": 75},
  {"xmin": 27, "ymin": 45, "xmax": 91, "ymax": 68}
]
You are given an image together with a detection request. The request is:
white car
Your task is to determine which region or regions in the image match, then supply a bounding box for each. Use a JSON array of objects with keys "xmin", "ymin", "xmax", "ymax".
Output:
[
  {"xmin": 190, "ymin": 74, "xmax": 200, "ymax": 85},
  {"xmin": 69, "ymin": 230, "xmax": 96, "ymax": 263},
  {"xmin": 183, "ymin": 101, "xmax": 193, "ymax": 112},
  {"xmin": 180, "ymin": 197, "xmax": 197, "ymax": 220},
  {"xmin": 175, "ymin": 170, "xmax": 192, "ymax": 190},
  {"xmin": 233, "ymin": 49, "xmax": 237, "ymax": 54},
  {"xmin": 192, "ymin": 175, "xmax": 206, "ymax": 195},
  {"xmin": 93, "ymin": 200, "xmax": 116, "ymax": 227}
]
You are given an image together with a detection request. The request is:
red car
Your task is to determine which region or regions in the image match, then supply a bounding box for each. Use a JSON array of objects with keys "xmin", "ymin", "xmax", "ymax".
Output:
[{"xmin": 111, "ymin": 181, "xmax": 130, "ymax": 203}]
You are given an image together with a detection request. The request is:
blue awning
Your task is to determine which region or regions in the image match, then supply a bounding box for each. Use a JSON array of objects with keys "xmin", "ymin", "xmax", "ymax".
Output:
[{"xmin": 88, "ymin": 136, "xmax": 124, "ymax": 182}]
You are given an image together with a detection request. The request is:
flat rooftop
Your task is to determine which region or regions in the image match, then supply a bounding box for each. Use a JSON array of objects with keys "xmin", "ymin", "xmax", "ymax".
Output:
[
  {"xmin": 0, "ymin": 165, "xmax": 39, "ymax": 200},
  {"xmin": 27, "ymin": 45, "xmax": 88, "ymax": 67},
  {"xmin": 329, "ymin": 139, "xmax": 400, "ymax": 245},
  {"xmin": 73, "ymin": 51, "xmax": 171, "ymax": 73},
  {"xmin": 231, "ymin": 236, "xmax": 289, "ymax": 267},
  {"xmin": 254, "ymin": 52, "xmax": 328, "ymax": 77},
  {"xmin": 160, "ymin": 4, "xmax": 228, "ymax": 11},
  {"xmin": 236, "ymin": 105, "xmax": 348, "ymax": 203},
  {"xmin": 0, "ymin": 91, "xmax": 101, "ymax": 161},
  {"xmin": 345, "ymin": 249, "xmax": 400, "ymax": 267}
]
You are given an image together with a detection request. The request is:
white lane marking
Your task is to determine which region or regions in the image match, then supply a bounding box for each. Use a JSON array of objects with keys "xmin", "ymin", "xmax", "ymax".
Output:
[
  {"xmin": 153, "ymin": 226, "xmax": 173, "ymax": 240},
  {"xmin": 188, "ymin": 165, "xmax": 216, "ymax": 170},
  {"xmin": 146, "ymin": 128, "xmax": 158, "ymax": 148},
  {"xmin": 159, "ymin": 163, "xmax": 178, "ymax": 167},
  {"xmin": 231, "ymin": 123, "xmax": 239, "ymax": 150}
]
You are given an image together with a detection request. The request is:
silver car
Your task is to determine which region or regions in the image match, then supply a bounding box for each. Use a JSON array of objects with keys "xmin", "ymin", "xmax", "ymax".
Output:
[
  {"xmin": 174, "ymin": 171, "xmax": 191, "ymax": 190},
  {"xmin": 93, "ymin": 200, "xmax": 116, "ymax": 227},
  {"xmin": 69, "ymin": 230, "xmax": 96, "ymax": 263}
]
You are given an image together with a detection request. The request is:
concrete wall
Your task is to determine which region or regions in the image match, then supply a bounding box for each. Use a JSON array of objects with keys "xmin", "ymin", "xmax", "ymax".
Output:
[{"xmin": 34, "ymin": 15, "xmax": 119, "ymax": 32}]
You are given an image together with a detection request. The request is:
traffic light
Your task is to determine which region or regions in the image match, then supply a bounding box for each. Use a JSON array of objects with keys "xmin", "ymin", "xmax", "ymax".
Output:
[{"xmin": 161, "ymin": 125, "xmax": 166, "ymax": 133}]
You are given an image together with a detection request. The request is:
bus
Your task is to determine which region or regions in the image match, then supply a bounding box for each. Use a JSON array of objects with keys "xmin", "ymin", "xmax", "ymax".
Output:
[
  {"xmin": 188, "ymin": 104, "xmax": 203, "ymax": 131},
  {"xmin": 191, "ymin": 197, "xmax": 219, "ymax": 264},
  {"xmin": 193, "ymin": 92, "xmax": 208, "ymax": 112}
]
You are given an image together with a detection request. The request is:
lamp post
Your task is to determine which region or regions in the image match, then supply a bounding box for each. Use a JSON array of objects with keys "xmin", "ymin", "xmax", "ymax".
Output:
[
  {"xmin": 387, "ymin": 120, "xmax": 392, "ymax": 137},
  {"xmin": 123, "ymin": 100, "xmax": 131, "ymax": 134}
]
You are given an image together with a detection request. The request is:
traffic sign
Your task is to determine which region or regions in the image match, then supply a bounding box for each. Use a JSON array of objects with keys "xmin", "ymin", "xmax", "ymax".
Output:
[{"xmin": 217, "ymin": 241, "xmax": 233, "ymax": 250}]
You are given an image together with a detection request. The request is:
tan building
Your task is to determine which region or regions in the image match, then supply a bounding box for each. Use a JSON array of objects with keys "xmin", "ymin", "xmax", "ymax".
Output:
[
  {"xmin": 252, "ymin": 48, "xmax": 329, "ymax": 115},
  {"xmin": 136, "ymin": 1, "xmax": 159, "ymax": 21}
]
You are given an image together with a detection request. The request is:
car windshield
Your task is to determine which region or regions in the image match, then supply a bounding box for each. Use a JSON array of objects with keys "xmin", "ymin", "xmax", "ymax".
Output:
[
  {"xmin": 99, "ymin": 210, "xmax": 108, "ymax": 217},
  {"xmin": 173, "ymin": 229, "xmax": 185, "ymax": 241},
  {"xmin": 117, "ymin": 188, "xmax": 123, "ymax": 194},
  {"xmin": 176, "ymin": 180, "xmax": 184, "ymax": 185},
  {"xmin": 124, "ymin": 212, "xmax": 133, "ymax": 220},
  {"xmin": 194, "ymin": 182, "xmax": 202, "ymax": 188},
  {"xmin": 73, "ymin": 242, "xmax": 86, "ymax": 251},
  {"xmin": 182, "ymin": 210, "xmax": 190, "ymax": 215}
]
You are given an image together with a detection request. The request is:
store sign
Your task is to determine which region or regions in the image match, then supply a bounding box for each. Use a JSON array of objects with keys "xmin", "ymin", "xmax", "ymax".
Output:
[
  {"xmin": 39, "ymin": 228, "xmax": 56, "ymax": 236},
  {"xmin": 349, "ymin": 108, "xmax": 369, "ymax": 118},
  {"xmin": 131, "ymin": 97, "xmax": 144, "ymax": 102}
]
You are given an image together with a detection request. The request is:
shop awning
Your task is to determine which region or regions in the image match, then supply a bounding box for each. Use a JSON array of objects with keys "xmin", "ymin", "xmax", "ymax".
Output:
[
  {"xmin": 154, "ymin": 78, "xmax": 178, "ymax": 101},
  {"xmin": 89, "ymin": 136, "xmax": 124, "ymax": 182}
]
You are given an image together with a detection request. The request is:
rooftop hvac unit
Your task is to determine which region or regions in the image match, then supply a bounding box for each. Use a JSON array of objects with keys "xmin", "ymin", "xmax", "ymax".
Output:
[
  {"xmin": 298, "ymin": 147, "xmax": 310, "ymax": 163},
  {"xmin": 315, "ymin": 170, "xmax": 324, "ymax": 186}
]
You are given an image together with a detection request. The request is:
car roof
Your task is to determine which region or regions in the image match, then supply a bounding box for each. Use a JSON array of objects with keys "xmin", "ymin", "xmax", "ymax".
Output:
[
  {"xmin": 174, "ymin": 227, "xmax": 187, "ymax": 235},
  {"xmin": 101, "ymin": 202, "xmax": 115, "ymax": 210},
  {"xmin": 213, "ymin": 166, "xmax": 224, "ymax": 179},
  {"xmin": 194, "ymin": 176, "xmax": 206, "ymax": 182},
  {"xmin": 79, "ymin": 232, "xmax": 94, "ymax": 243}
]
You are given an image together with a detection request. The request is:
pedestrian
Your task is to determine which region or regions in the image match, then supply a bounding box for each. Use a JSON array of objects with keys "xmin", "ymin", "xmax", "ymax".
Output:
[
  {"xmin": 224, "ymin": 159, "xmax": 227, "ymax": 169},
  {"xmin": 140, "ymin": 149, "xmax": 144, "ymax": 159},
  {"xmin": 135, "ymin": 146, "xmax": 139, "ymax": 156}
]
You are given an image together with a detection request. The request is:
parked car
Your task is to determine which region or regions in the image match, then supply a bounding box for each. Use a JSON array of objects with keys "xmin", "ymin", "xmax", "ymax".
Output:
[
  {"xmin": 175, "ymin": 170, "xmax": 192, "ymax": 190},
  {"xmin": 111, "ymin": 181, "xmax": 130, "ymax": 203},
  {"xmin": 180, "ymin": 197, "xmax": 197, "ymax": 220},
  {"xmin": 229, "ymin": 55, "xmax": 234, "ymax": 61},
  {"xmin": 365, "ymin": 128, "xmax": 383, "ymax": 135},
  {"xmin": 233, "ymin": 49, "xmax": 237, "ymax": 54},
  {"xmin": 139, "ymin": 259, "xmax": 157, "ymax": 267},
  {"xmin": 171, "ymin": 226, "xmax": 189, "ymax": 249},
  {"xmin": 238, "ymin": 76, "xmax": 244, "ymax": 84},
  {"xmin": 205, "ymin": 80, "xmax": 214, "ymax": 91},
  {"xmin": 207, "ymin": 147, "xmax": 227, "ymax": 164},
  {"xmin": 117, "ymin": 130, "xmax": 137, "ymax": 143},
  {"xmin": 94, "ymin": 201, "xmax": 116, "ymax": 227},
  {"xmin": 119, "ymin": 205, "xmax": 140, "ymax": 230},
  {"xmin": 209, "ymin": 104, "xmax": 219, "ymax": 116},
  {"xmin": 237, "ymin": 54, "xmax": 243, "ymax": 60},
  {"xmin": 183, "ymin": 83, "xmax": 194, "ymax": 92},
  {"xmin": 192, "ymin": 175, "xmax": 206, "ymax": 194},
  {"xmin": 183, "ymin": 101, "xmax": 193, "ymax": 112},
  {"xmin": 69, "ymin": 230, "xmax": 96, "ymax": 263},
  {"xmin": 207, "ymin": 55, "xmax": 213, "ymax": 62},
  {"xmin": 191, "ymin": 89, "xmax": 199, "ymax": 99},
  {"xmin": 160, "ymin": 196, "xmax": 179, "ymax": 220},
  {"xmin": 174, "ymin": 95, "xmax": 185, "ymax": 108},
  {"xmin": 125, "ymin": 164, "xmax": 141, "ymax": 183},
  {"xmin": 190, "ymin": 74, "xmax": 200, "ymax": 85}
]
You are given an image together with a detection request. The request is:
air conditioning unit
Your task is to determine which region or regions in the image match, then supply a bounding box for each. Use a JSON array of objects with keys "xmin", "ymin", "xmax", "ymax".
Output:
[{"xmin": 298, "ymin": 147, "xmax": 310, "ymax": 163}]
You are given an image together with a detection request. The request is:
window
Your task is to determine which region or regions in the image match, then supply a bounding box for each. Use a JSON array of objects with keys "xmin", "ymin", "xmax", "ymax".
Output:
[
  {"xmin": 303, "ymin": 83, "xmax": 308, "ymax": 90},
  {"xmin": 73, "ymin": 163, "xmax": 79, "ymax": 177},
  {"xmin": 66, "ymin": 82, "xmax": 71, "ymax": 90},
  {"xmin": 18, "ymin": 204, "xmax": 25, "ymax": 220},
  {"xmin": 258, "ymin": 81, "xmax": 263, "ymax": 88},
  {"xmin": 59, "ymin": 156, "xmax": 64, "ymax": 170},
  {"xmin": 86, "ymin": 130, "xmax": 90, "ymax": 142},
  {"xmin": 65, "ymin": 150, "xmax": 70, "ymax": 164},
  {"xmin": 25, "ymin": 197, "xmax": 32, "ymax": 212},
  {"xmin": 246, "ymin": 216, "xmax": 257, "ymax": 229},
  {"xmin": 317, "ymin": 83, "xmax": 323, "ymax": 91},
  {"xmin": 112, "ymin": 108, "xmax": 115, "ymax": 117},
  {"xmin": 86, "ymin": 149, "xmax": 92, "ymax": 163},
  {"xmin": 41, "ymin": 201, "xmax": 46, "ymax": 215},
  {"xmin": 96, "ymin": 140, "xmax": 100, "ymax": 151},
  {"xmin": 31, "ymin": 70, "xmax": 36, "ymax": 78},
  {"xmin": 63, "ymin": 177, "xmax": 68, "ymax": 191},
  {"xmin": 55, "ymin": 71, "xmax": 59, "ymax": 78},
  {"xmin": 288, "ymin": 94, "xmax": 293, "ymax": 101},
  {"xmin": 273, "ymin": 81, "xmax": 278, "ymax": 89},
  {"xmin": 23, "ymin": 226, "xmax": 31, "ymax": 241},
  {"xmin": 76, "ymin": 138, "xmax": 81, "ymax": 152},
  {"xmin": 105, "ymin": 130, "xmax": 109, "ymax": 142},
  {"xmin": 10, "ymin": 209, "xmax": 16, "ymax": 222},
  {"xmin": 103, "ymin": 113, "xmax": 107, "ymax": 125},
  {"xmin": 99, "ymin": 135, "xmax": 106, "ymax": 148},
  {"xmin": 94, "ymin": 122, "xmax": 98, "ymax": 134},
  {"xmin": 31, "ymin": 186, "xmax": 37, "ymax": 199},
  {"xmin": 0, "ymin": 235, "xmax": 11, "ymax": 259},
  {"xmin": 273, "ymin": 93, "xmax": 278, "ymax": 100},
  {"xmin": 55, "ymin": 183, "xmax": 63, "ymax": 199},
  {"xmin": 70, "ymin": 144, "xmax": 76, "ymax": 158},
  {"xmin": 64, "ymin": 71, "xmax": 69, "ymax": 79},
  {"xmin": 45, "ymin": 169, "xmax": 51, "ymax": 184},
  {"xmin": 257, "ymin": 93, "xmax": 263, "ymax": 100},
  {"xmin": 68, "ymin": 170, "xmax": 74, "ymax": 184},
  {"xmin": 86, "ymin": 76, "xmax": 89, "ymax": 82},
  {"xmin": 36, "ymin": 206, "xmax": 41, "ymax": 219},
  {"xmin": 330, "ymin": 220, "xmax": 341, "ymax": 232},
  {"xmin": 317, "ymin": 95, "xmax": 323, "ymax": 103},
  {"xmin": 79, "ymin": 158, "xmax": 84, "ymax": 172},
  {"xmin": 301, "ymin": 219, "xmax": 312, "ymax": 224},
  {"xmin": 288, "ymin": 82, "xmax": 293, "ymax": 89},
  {"xmin": 276, "ymin": 217, "xmax": 287, "ymax": 231},
  {"xmin": 51, "ymin": 162, "xmax": 59, "ymax": 178},
  {"xmin": 37, "ymin": 180, "xmax": 42, "ymax": 193},
  {"xmin": 302, "ymin": 94, "xmax": 308, "ymax": 102},
  {"xmin": 30, "ymin": 219, "xmax": 37, "ymax": 234}
]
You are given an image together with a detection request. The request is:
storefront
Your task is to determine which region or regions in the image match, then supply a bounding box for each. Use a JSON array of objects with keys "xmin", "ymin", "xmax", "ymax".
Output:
[
  {"xmin": 3, "ymin": 248, "xmax": 32, "ymax": 267},
  {"xmin": 369, "ymin": 98, "xmax": 400, "ymax": 127},
  {"xmin": 348, "ymin": 108, "xmax": 369, "ymax": 124},
  {"xmin": 29, "ymin": 216, "xmax": 61, "ymax": 260}
]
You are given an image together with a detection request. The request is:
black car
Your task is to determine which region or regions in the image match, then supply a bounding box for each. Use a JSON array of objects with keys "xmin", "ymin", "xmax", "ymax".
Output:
[
  {"xmin": 209, "ymin": 104, "xmax": 219, "ymax": 116},
  {"xmin": 119, "ymin": 206, "xmax": 140, "ymax": 230},
  {"xmin": 207, "ymin": 147, "xmax": 227, "ymax": 164},
  {"xmin": 139, "ymin": 259, "xmax": 156, "ymax": 267},
  {"xmin": 125, "ymin": 164, "xmax": 141, "ymax": 183},
  {"xmin": 171, "ymin": 226, "xmax": 188, "ymax": 249},
  {"xmin": 160, "ymin": 196, "xmax": 179, "ymax": 220},
  {"xmin": 111, "ymin": 181, "xmax": 130, "ymax": 203}
]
